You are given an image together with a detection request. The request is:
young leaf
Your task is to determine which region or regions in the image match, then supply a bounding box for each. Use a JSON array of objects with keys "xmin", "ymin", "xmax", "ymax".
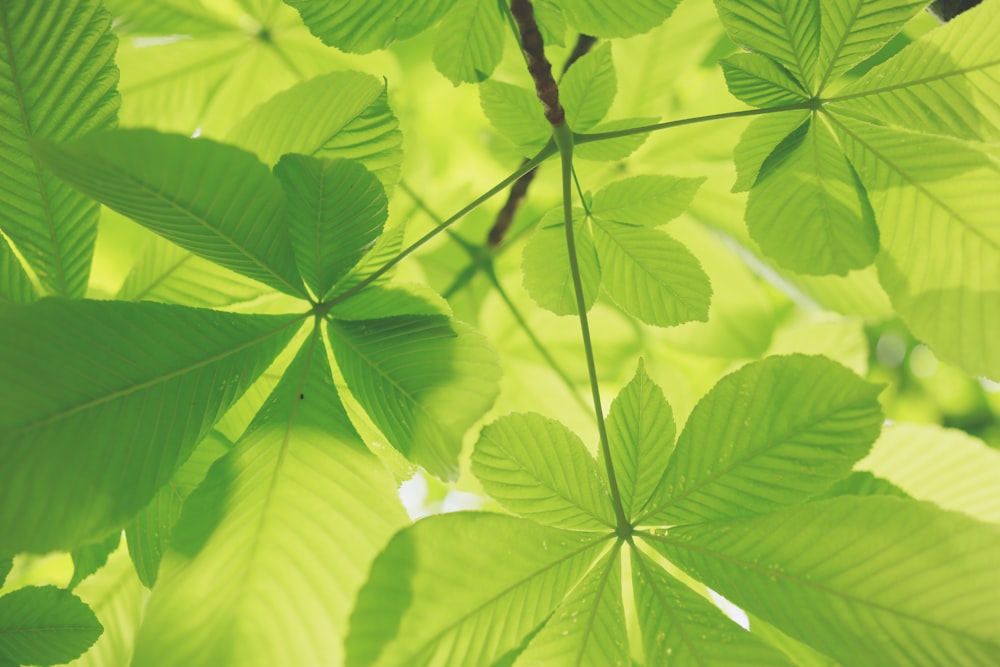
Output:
[
  {"xmin": 286, "ymin": 0, "xmax": 458, "ymax": 53},
  {"xmin": 647, "ymin": 497, "xmax": 1000, "ymax": 665},
  {"xmin": 227, "ymin": 71, "xmax": 404, "ymax": 189},
  {"xmin": 746, "ymin": 116, "xmax": 879, "ymax": 276},
  {"xmin": 606, "ymin": 361, "xmax": 676, "ymax": 521},
  {"xmin": 345, "ymin": 513, "xmax": 608, "ymax": 667},
  {"xmin": 558, "ymin": 0, "xmax": 682, "ymax": 38},
  {"xmin": 131, "ymin": 331, "xmax": 408, "ymax": 667},
  {"xmin": 479, "ymin": 80, "xmax": 551, "ymax": 154},
  {"xmin": 631, "ymin": 551, "xmax": 795, "ymax": 666},
  {"xmin": 432, "ymin": 0, "xmax": 505, "ymax": 85},
  {"xmin": 713, "ymin": 0, "xmax": 819, "ymax": 90},
  {"xmin": 592, "ymin": 220, "xmax": 711, "ymax": 327},
  {"xmin": 731, "ymin": 110, "xmax": 809, "ymax": 192},
  {"xmin": 274, "ymin": 155, "xmax": 388, "ymax": 300},
  {"xmin": 328, "ymin": 307, "xmax": 500, "ymax": 480},
  {"xmin": 0, "ymin": 235, "xmax": 36, "ymax": 305},
  {"xmin": 516, "ymin": 548, "xmax": 628, "ymax": 666},
  {"xmin": 472, "ymin": 413, "xmax": 616, "ymax": 531},
  {"xmin": 560, "ymin": 43, "xmax": 616, "ymax": 132},
  {"xmin": 720, "ymin": 52, "xmax": 809, "ymax": 107},
  {"xmin": 69, "ymin": 532, "xmax": 121, "ymax": 591},
  {"xmin": 523, "ymin": 211, "xmax": 601, "ymax": 316},
  {"xmin": 34, "ymin": 129, "xmax": 306, "ymax": 297},
  {"xmin": 591, "ymin": 175, "xmax": 705, "ymax": 227},
  {"xmin": 640, "ymin": 354, "xmax": 883, "ymax": 526},
  {"xmin": 0, "ymin": 586, "xmax": 102, "ymax": 666},
  {"xmin": 0, "ymin": 299, "xmax": 303, "ymax": 553},
  {"xmin": 0, "ymin": 0, "xmax": 118, "ymax": 297}
]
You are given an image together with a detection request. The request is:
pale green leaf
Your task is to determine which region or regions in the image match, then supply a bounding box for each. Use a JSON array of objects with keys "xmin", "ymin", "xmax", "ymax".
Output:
[
  {"xmin": 522, "ymin": 210, "xmax": 600, "ymax": 316},
  {"xmin": 433, "ymin": 0, "xmax": 505, "ymax": 84},
  {"xmin": 0, "ymin": 234, "xmax": 36, "ymax": 304},
  {"xmin": 516, "ymin": 549, "xmax": 627, "ymax": 667},
  {"xmin": 228, "ymin": 71, "xmax": 404, "ymax": 189},
  {"xmin": 591, "ymin": 175, "xmax": 705, "ymax": 227},
  {"xmin": 720, "ymin": 53, "xmax": 809, "ymax": 107},
  {"xmin": 606, "ymin": 361, "xmax": 676, "ymax": 521},
  {"xmin": 860, "ymin": 422, "xmax": 1000, "ymax": 524},
  {"xmin": 574, "ymin": 117, "xmax": 657, "ymax": 161},
  {"xmin": 472, "ymin": 413, "xmax": 616, "ymax": 531},
  {"xmin": 561, "ymin": 43, "xmax": 616, "ymax": 132},
  {"xmin": 328, "ymin": 284, "xmax": 448, "ymax": 321},
  {"xmin": 328, "ymin": 307, "xmax": 500, "ymax": 480},
  {"xmin": 533, "ymin": 0, "xmax": 567, "ymax": 46},
  {"xmin": 640, "ymin": 354, "xmax": 883, "ymax": 526},
  {"xmin": 593, "ymin": 219, "xmax": 711, "ymax": 327},
  {"xmin": 815, "ymin": 0, "xmax": 927, "ymax": 90},
  {"xmin": 647, "ymin": 497, "xmax": 1000, "ymax": 665},
  {"xmin": 829, "ymin": 115, "xmax": 1000, "ymax": 379},
  {"xmin": 329, "ymin": 221, "xmax": 407, "ymax": 298},
  {"xmin": 746, "ymin": 116, "xmax": 879, "ymax": 275},
  {"xmin": 731, "ymin": 110, "xmax": 809, "ymax": 192},
  {"xmin": 479, "ymin": 80, "xmax": 551, "ymax": 154},
  {"xmin": 0, "ymin": 299, "xmax": 302, "ymax": 552},
  {"xmin": 0, "ymin": 0, "xmax": 118, "ymax": 297},
  {"xmin": 345, "ymin": 513, "xmax": 608, "ymax": 667},
  {"xmin": 827, "ymin": 0, "xmax": 1000, "ymax": 141},
  {"xmin": 632, "ymin": 551, "xmax": 795, "ymax": 667},
  {"xmin": 35, "ymin": 129, "xmax": 306, "ymax": 297},
  {"xmin": 102, "ymin": 0, "xmax": 234, "ymax": 35},
  {"xmin": 69, "ymin": 533, "xmax": 120, "ymax": 591},
  {"xmin": 812, "ymin": 470, "xmax": 908, "ymax": 500},
  {"xmin": 131, "ymin": 332, "xmax": 408, "ymax": 667},
  {"xmin": 274, "ymin": 155, "xmax": 388, "ymax": 299},
  {"xmin": 713, "ymin": 0, "xmax": 819, "ymax": 89},
  {"xmin": 286, "ymin": 0, "xmax": 458, "ymax": 53},
  {"xmin": 125, "ymin": 430, "xmax": 231, "ymax": 588},
  {"xmin": 558, "ymin": 0, "xmax": 682, "ymax": 38},
  {"xmin": 0, "ymin": 586, "xmax": 102, "ymax": 666}
]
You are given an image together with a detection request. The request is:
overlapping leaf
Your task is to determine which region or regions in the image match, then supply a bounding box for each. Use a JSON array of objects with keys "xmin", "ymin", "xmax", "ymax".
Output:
[
  {"xmin": 720, "ymin": 53, "xmax": 809, "ymax": 107},
  {"xmin": 0, "ymin": 586, "xmax": 102, "ymax": 666},
  {"xmin": 590, "ymin": 175, "xmax": 705, "ymax": 227},
  {"xmin": 0, "ymin": 235, "xmax": 36, "ymax": 305},
  {"xmin": 522, "ymin": 209, "xmax": 600, "ymax": 316},
  {"xmin": 0, "ymin": 299, "xmax": 302, "ymax": 552},
  {"xmin": 432, "ymin": 0, "xmax": 505, "ymax": 84},
  {"xmin": 286, "ymin": 0, "xmax": 458, "ymax": 53},
  {"xmin": 0, "ymin": 0, "xmax": 119, "ymax": 297},
  {"xmin": 558, "ymin": 0, "xmax": 682, "ymax": 38}
]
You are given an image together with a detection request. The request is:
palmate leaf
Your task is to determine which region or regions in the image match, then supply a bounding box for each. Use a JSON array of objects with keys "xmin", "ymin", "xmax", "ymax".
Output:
[
  {"xmin": 0, "ymin": 586, "xmax": 102, "ymax": 667},
  {"xmin": 131, "ymin": 330, "xmax": 408, "ymax": 667},
  {"xmin": 647, "ymin": 497, "xmax": 1000, "ymax": 665},
  {"xmin": 285, "ymin": 0, "xmax": 458, "ymax": 53},
  {"xmin": 432, "ymin": 0, "xmax": 506, "ymax": 85},
  {"xmin": 472, "ymin": 413, "xmax": 616, "ymax": 531},
  {"xmin": 274, "ymin": 155, "xmax": 388, "ymax": 300},
  {"xmin": 228, "ymin": 71, "xmax": 404, "ymax": 189},
  {"xmin": 35, "ymin": 129, "xmax": 306, "ymax": 298},
  {"xmin": 720, "ymin": 53, "xmax": 809, "ymax": 108},
  {"xmin": 745, "ymin": 116, "xmax": 879, "ymax": 275},
  {"xmin": 345, "ymin": 513, "xmax": 609, "ymax": 667},
  {"xmin": 522, "ymin": 210, "xmax": 600, "ymax": 316},
  {"xmin": 631, "ymin": 551, "xmax": 795, "ymax": 667},
  {"xmin": 558, "ymin": 0, "xmax": 682, "ymax": 38},
  {"xmin": 0, "ymin": 299, "xmax": 302, "ymax": 552},
  {"xmin": 731, "ymin": 110, "xmax": 809, "ymax": 192},
  {"xmin": 829, "ymin": 115, "xmax": 1000, "ymax": 379},
  {"xmin": 639, "ymin": 354, "xmax": 883, "ymax": 526},
  {"xmin": 0, "ymin": 0, "xmax": 118, "ymax": 297}
]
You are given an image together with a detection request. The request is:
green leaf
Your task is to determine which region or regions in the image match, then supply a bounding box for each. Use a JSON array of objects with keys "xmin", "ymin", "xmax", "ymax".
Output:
[
  {"xmin": 815, "ymin": 0, "xmax": 927, "ymax": 90},
  {"xmin": 102, "ymin": 0, "xmax": 235, "ymax": 35},
  {"xmin": 0, "ymin": 557, "xmax": 11, "ymax": 589},
  {"xmin": 829, "ymin": 115, "xmax": 1000, "ymax": 379},
  {"xmin": 0, "ymin": 586, "xmax": 102, "ymax": 666},
  {"xmin": 125, "ymin": 430, "xmax": 231, "ymax": 588},
  {"xmin": 228, "ymin": 71, "xmax": 404, "ymax": 189},
  {"xmin": 606, "ymin": 361, "xmax": 676, "ymax": 521},
  {"xmin": 731, "ymin": 110, "xmax": 809, "ymax": 192},
  {"xmin": 561, "ymin": 43, "xmax": 616, "ymax": 132},
  {"xmin": 0, "ymin": 299, "xmax": 302, "ymax": 552},
  {"xmin": 827, "ymin": 0, "xmax": 1000, "ymax": 141},
  {"xmin": 328, "ymin": 306, "xmax": 500, "ymax": 480},
  {"xmin": 533, "ymin": 0, "xmax": 567, "ymax": 46},
  {"xmin": 640, "ymin": 354, "xmax": 883, "ymax": 526},
  {"xmin": 0, "ymin": 0, "xmax": 119, "ymax": 297},
  {"xmin": 631, "ymin": 551, "xmax": 795, "ymax": 667},
  {"xmin": 329, "ymin": 222, "xmax": 408, "ymax": 298},
  {"xmin": 713, "ymin": 0, "xmax": 819, "ymax": 90},
  {"xmin": 472, "ymin": 413, "xmax": 616, "ymax": 531},
  {"xmin": 573, "ymin": 117, "xmax": 657, "ymax": 161},
  {"xmin": 592, "ymin": 219, "xmax": 711, "ymax": 327},
  {"xmin": 746, "ymin": 116, "xmax": 879, "ymax": 276},
  {"xmin": 0, "ymin": 234, "xmax": 36, "ymax": 305},
  {"xmin": 516, "ymin": 548, "xmax": 628, "ymax": 666},
  {"xmin": 558, "ymin": 0, "xmax": 682, "ymax": 38},
  {"xmin": 479, "ymin": 80, "xmax": 551, "ymax": 154},
  {"xmin": 286, "ymin": 0, "xmax": 459, "ymax": 53},
  {"xmin": 591, "ymin": 175, "xmax": 705, "ymax": 227},
  {"xmin": 329, "ymin": 284, "xmax": 448, "ymax": 321},
  {"xmin": 647, "ymin": 497, "xmax": 1000, "ymax": 665},
  {"xmin": 812, "ymin": 470, "xmax": 909, "ymax": 500},
  {"xmin": 432, "ymin": 0, "xmax": 505, "ymax": 85},
  {"xmin": 35, "ymin": 129, "xmax": 306, "ymax": 297},
  {"xmin": 522, "ymin": 210, "xmax": 600, "ymax": 316},
  {"xmin": 345, "ymin": 513, "xmax": 608, "ymax": 667},
  {"xmin": 720, "ymin": 53, "xmax": 809, "ymax": 107},
  {"xmin": 131, "ymin": 331, "xmax": 408, "ymax": 667},
  {"xmin": 274, "ymin": 155, "xmax": 388, "ymax": 300},
  {"xmin": 69, "ymin": 533, "xmax": 121, "ymax": 591}
]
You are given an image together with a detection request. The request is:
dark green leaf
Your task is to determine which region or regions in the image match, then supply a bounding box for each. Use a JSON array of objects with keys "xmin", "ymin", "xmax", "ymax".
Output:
[
  {"xmin": 0, "ymin": 586, "xmax": 102, "ymax": 666},
  {"xmin": 69, "ymin": 532, "xmax": 121, "ymax": 590}
]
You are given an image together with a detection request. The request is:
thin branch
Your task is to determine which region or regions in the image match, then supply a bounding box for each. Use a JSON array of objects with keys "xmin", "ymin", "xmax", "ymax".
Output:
[{"xmin": 510, "ymin": 0, "xmax": 564, "ymax": 126}]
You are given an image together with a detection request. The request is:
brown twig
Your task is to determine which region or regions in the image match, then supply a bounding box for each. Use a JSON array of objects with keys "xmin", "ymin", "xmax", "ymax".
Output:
[{"xmin": 510, "ymin": 0, "xmax": 564, "ymax": 126}]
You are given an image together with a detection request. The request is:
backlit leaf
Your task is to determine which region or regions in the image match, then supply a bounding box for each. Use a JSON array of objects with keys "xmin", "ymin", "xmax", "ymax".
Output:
[
  {"xmin": 591, "ymin": 175, "xmax": 705, "ymax": 227},
  {"xmin": 0, "ymin": 586, "xmax": 102, "ymax": 667},
  {"xmin": 433, "ymin": 0, "xmax": 505, "ymax": 84},
  {"xmin": 523, "ymin": 210, "xmax": 600, "ymax": 316},
  {"xmin": 558, "ymin": 0, "xmax": 682, "ymax": 38},
  {"xmin": 479, "ymin": 80, "xmax": 551, "ymax": 154},
  {"xmin": 561, "ymin": 43, "xmax": 616, "ymax": 132},
  {"xmin": 721, "ymin": 53, "xmax": 809, "ymax": 107},
  {"xmin": 731, "ymin": 110, "xmax": 809, "ymax": 192},
  {"xmin": 286, "ymin": 0, "xmax": 458, "ymax": 53}
]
